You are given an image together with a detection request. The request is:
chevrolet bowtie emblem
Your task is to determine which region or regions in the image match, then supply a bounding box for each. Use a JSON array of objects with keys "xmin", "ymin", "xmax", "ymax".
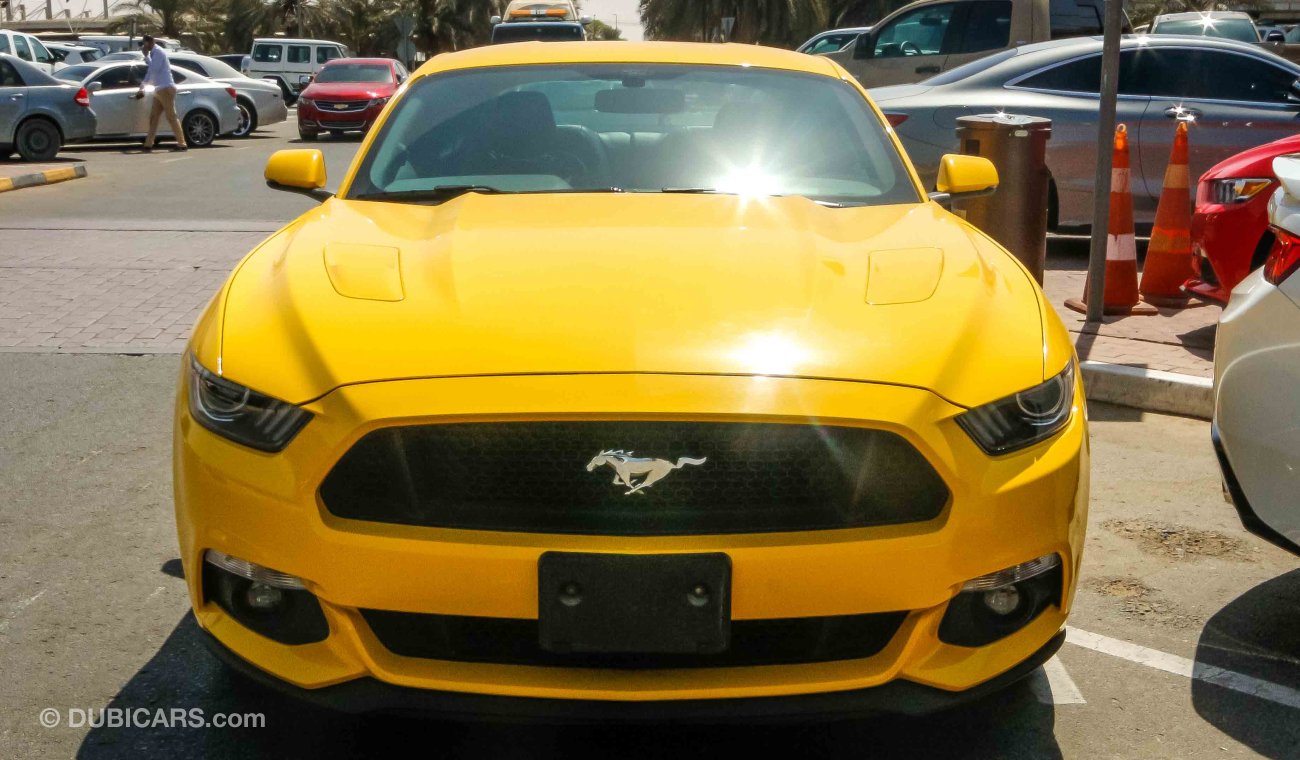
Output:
[
  {"xmin": 334, "ymin": 103, "xmax": 349, "ymax": 110},
  {"xmin": 586, "ymin": 450, "xmax": 707, "ymax": 496}
]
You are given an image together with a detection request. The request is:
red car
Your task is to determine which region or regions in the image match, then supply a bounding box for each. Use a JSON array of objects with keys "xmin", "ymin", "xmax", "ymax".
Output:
[
  {"xmin": 296, "ymin": 58, "xmax": 407, "ymax": 141},
  {"xmin": 1186, "ymin": 133, "xmax": 1300, "ymax": 304}
]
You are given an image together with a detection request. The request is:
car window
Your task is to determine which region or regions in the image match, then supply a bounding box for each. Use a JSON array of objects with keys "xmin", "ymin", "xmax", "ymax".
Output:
[
  {"xmin": 806, "ymin": 34, "xmax": 854, "ymax": 54},
  {"xmin": 173, "ymin": 59, "xmax": 207, "ymax": 76},
  {"xmin": 1050, "ymin": 0, "xmax": 1103, "ymax": 36},
  {"xmin": 30, "ymin": 38, "xmax": 53, "ymax": 65},
  {"xmin": 253, "ymin": 44, "xmax": 282, "ymax": 63},
  {"xmin": 317, "ymin": 46, "xmax": 344, "ymax": 64},
  {"xmin": 13, "ymin": 35, "xmax": 32, "ymax": 61},
  {"xmin": 81, "ymin": 48, "xmax": 103, "ymax": 61},
  {"xmin": 958, "ymin": 1, "xmax": 1012, "ymax": 54},
  {"xmin": 351, "ymin": 63, "xmax": 919, "ymax": 207},
  {"xmin": 1016, "ymin": 51, "xmax": 1144, "ymax": 94},
  {"xmin": 171, "ymin": 68, "xmax": 189, "ymax": 83},
  {"xmin": 0, "ymin": 36, "xmax": 10, "ymax": 55},
  {"xmin": 0, "ymin": 59, "xmax": 23, "ymax": 87},
  {"xmin": 288, "ymin": 45, "xmax": 311, "ymax": 64},
  {"xmin": 94, "ymin": 65, "xmax": 137, "ymax": 90},
  {"xmin": 49, "ymin": 47, "xmax": 68, "ymax": 62},
  {"xmin": 1152, "ymin": 18, "xmax": 1259, "ymax": 43},
  {"xmin": 492, "ymin": 24, "xmax": 585, "ymax": 42},
  {"xmin": 1128, "ymin": 48, "xmax": 1297, "ymax": 102},
  {"xmin": 874, "ymin": 3, "xmax": 957, "ymax": 58},
  {"xmin": 315, "ymin": 63, "xmax": 394, "ymax": 84},
  {"xmin": 54, "ymin": 63, "xmax": 96, "ymax": 82}
]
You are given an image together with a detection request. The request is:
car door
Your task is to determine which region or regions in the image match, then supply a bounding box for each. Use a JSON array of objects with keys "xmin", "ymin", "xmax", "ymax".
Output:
[
  {"xmin": 27, "ymin": 36, "xmax": 57, "ymax": 75},
  {"xmin": 88, "ymin": 65, "xmax": 145, "ymax": 135},
  {"xmin": 286, "ymin": 44, "xmax": 313, "ymax": 89},
  {"xmin": 941, "ymin": 1, "xmax": 1016, "ymax": 75},
  {"xmin": 0, "ymin": 59, "xmax": 29, "ymax": 143},
  {"xmin": 1132, "ymin": 46, "xmax": 1300, "ymax": 205},
  {"xmin": 843, "ymin": 2, "xmax": 962, "ymax": 87}
]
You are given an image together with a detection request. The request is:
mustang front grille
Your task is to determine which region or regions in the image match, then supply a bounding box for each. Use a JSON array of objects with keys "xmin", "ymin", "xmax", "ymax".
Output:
[
  {"xmin": 318, "ymin": 421, "xmax": 949, "ymax": 535},
  {"xmin": 359, "ymin": 609, "xmax": 908, "ymax": 668}
]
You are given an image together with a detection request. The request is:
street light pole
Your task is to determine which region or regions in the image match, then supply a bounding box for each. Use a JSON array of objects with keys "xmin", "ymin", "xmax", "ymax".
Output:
[{"xmin": 1085, "ymin": 0, "xmax": 1124, "ymax": 322}]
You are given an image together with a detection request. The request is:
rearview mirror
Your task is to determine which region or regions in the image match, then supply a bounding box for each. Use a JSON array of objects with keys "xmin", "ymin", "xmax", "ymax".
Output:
[
  {"xmin": 86, "ymin": 81, "xmax": 102, "ymax": 92},
  {"xmin": 932, "ymin": 154, "xmax": 998, "ymax": 201},
  {"xmin": 265, "ymin": 149, "xmax": 331, "ymax": 200}
]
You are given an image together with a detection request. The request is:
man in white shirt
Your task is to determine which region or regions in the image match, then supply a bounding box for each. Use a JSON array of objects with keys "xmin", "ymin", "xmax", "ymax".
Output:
[{"xmin": 137, "ymin": 35, "xmax": 187, "ymax": 152}]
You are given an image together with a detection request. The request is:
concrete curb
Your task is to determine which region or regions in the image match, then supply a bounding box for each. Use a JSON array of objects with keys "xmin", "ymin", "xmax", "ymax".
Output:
[
  {"xmin": 1081, "ymin": 360, "xmax": 1213, "ymax": 420},
  {"xmin": 0, "ymin": 164, "xmax": 87, "ymax": 193}
]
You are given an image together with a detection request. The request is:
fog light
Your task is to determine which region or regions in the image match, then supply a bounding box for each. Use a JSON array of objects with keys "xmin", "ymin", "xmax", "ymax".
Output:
[
  {"xmin": 982, "ymin": 585, "xmax": 1022, "ymax": 616},
  {"xmin": 245, "ymin": 582, "xmax": 284, "ymax": 610}
]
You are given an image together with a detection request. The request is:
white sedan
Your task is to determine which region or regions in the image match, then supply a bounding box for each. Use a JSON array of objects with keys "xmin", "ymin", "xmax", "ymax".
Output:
[
  {"xmin": 53, "ymin": 61, "xmax": 240, "ymax": 147},
  {"xmin": 1213, "ymin": 154, "xmax": 1300, "ymax": 557}
]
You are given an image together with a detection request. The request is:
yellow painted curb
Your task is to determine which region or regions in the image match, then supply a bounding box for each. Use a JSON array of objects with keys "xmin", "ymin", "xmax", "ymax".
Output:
[{"xmin": 0, "ymin": 164, "xmax": 88, "ymax": 193}]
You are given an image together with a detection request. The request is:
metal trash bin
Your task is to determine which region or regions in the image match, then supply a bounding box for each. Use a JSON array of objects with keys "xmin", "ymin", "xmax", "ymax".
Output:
[{"xmin": 953, "ymin": 114, "xmax": 1052, "ymax": 284}]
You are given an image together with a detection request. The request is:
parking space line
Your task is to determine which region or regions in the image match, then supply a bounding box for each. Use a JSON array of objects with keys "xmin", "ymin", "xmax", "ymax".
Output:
[
  {"xmin": 1066, "ymin": 626, "xmax": 1300, "ymax": 710},
  {"xmin": 1029, "ymin": 655, "xmax": 1087, "ymax": 705},
  {"xmin": 162, "ymin": 156, "xmax": 192, "ymax": 164}
]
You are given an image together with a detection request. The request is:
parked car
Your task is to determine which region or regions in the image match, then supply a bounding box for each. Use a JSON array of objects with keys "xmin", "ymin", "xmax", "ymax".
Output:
[
  {"xmin": 1149, "ymin": 11, "xmax": 1260, "ymax": 43},
  {"xmin": 53, "ymin": 61, "xmax": 239, "ymax": 147},
  {"xmin": 870, "ymin": 36, "xmax": 1300, "ymax": 231},
  {"xmin": 0, "ymin": 30, "xmax": 58, "ymax": 75},
  {"xmin": 296, "ymin": 58, "xmax": 405, "ymax": 140},
  {"xmin": 189, "ymin": 41, "xmax": 1087, "ymax": 720},
  {"xmin": 1213, "ymin": 154, "xmax": 1300, "ymax": 557},
  {"xmin": 495, "ymin": 0, "xmax": 580, "ymax": 23},
  {"xmin": 0, "ymin": 54, "xmax": 95, "ymax": 161},
  {"xmin": 490, "ymin": 21, "xmax": 586, "ymax": 43},
  {"xmin": 826, "ymin": 0, "xmax": 1123, "ymax": 87},
  {"xmin": 75, "ymin": 35, "xmax": 183, "ymax": 55},
  {"xmin": 798, "ymin": 27, "xmax": 872, "ymax": 55},
  {"xmin": 93, "ymin": 50, "xmax": 288, "ymax": 138},
  {"xmin": 247, "ymin": 38, "xmax": 350, "ymax": 102},
  {"xmin": 1185, "ymin": 134, "xmax": 1300, "ymax": 304},
  {"xmin": 213, "ymin": 53, "xmax": 250, "ymax": 74},
  {"xmin": 45, "ymin": 42, "xmax": 103, "ymax": 67}
]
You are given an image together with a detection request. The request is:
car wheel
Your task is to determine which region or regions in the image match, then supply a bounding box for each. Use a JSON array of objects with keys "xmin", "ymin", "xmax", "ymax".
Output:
[
  {"xmin": 0, "ymin": 144, "xmax": 13, "ymax": 160},
  {"xmin": 298, "ymin": 128, "xmax": 318, "ymax": 141},
  {"xmin": 183, "ymin": 110, "xmax": 217, "ymax": 148},
  {"xmin": 232, "ymin": 100, "xmax": 258, "ymax": 138},
  {"xmin": 15, "ymin": 119, "xmax": 62, "ymax": 162}
]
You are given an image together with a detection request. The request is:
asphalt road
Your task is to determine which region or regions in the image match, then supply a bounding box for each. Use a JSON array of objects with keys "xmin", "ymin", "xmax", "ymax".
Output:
[{"xmin": 1, "ymin": 118, "xmax": 1298, "ymax": 759}]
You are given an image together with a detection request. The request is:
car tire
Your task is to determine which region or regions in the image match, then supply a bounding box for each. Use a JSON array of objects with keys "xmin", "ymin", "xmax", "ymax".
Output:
[
  {"xmin": 183, "ymin": 110, "xmax": 218, "ymax": 148},
  {"xmin": 298, "ymin": 129, "xmax": 318, "ymax": 141},
  {"xmin": 0, "ymin": 144, "xmax": 13, "ymax": 160},
  {"xmin": 14, "ymin": 118, "xmax": 62, "ymax": 162},
  {"xmin": 233, "ymin": 99, "xmax": 258, "ymax": 138}
]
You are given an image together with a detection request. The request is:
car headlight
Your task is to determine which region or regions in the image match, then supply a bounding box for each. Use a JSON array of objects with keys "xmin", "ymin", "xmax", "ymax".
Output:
[
  {"xmin": 187, "ymin": 355, "xmax": 312, "ymax": 452},
  {"xmin": 956, "ymin": 363, "xmax": 1075, "ymax": 455},
  {"xmin": 368, "ymin": 96, "xmax": 390, "ymax": 108},
  {"xmin": 1208, "ymin": 178, "xmax": 1272, "ymax": 205},
  {"xmin": 296, "ymin": 97, "xmax": 312, "ymax": 108}
]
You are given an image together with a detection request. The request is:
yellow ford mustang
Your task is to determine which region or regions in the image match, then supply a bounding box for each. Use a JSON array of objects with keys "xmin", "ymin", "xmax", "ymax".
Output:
[{"xmin": 175, "ymin": 41, "xmax": 1088, "ymax": 720}]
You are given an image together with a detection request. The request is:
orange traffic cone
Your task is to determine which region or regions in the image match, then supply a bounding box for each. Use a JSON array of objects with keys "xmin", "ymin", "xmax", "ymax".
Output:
[
  {"xmin": 1139, "ymin": 122, "xmax": 1196, "ymax": 307},
  {"xmin": 1067, "ymin": 124, "xmax": 1157, "ymax": 316}
]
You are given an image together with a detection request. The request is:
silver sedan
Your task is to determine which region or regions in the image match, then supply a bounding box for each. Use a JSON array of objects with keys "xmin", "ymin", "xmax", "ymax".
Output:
[
  {"xmin": 870, "ymin": 36, "xmax": 1300, "ymax": 231},
  {"xmin": 0, "ymin": 54, "xmax": 96, "ymax": 161}
]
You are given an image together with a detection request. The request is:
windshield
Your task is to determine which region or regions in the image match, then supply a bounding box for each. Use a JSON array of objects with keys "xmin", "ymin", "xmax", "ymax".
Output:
[
  {"xmin": 349, "ymin": 64, "xmax": 918, "ymax": 206},
  {"xmin": 1152, "ymin": 17, "xmax": 1259, "ymax": 42},
  {"xmin": 316, "ymin": 62, "xmax": 393, "ymax": 84},
  {"xmin": 193, "ymin": 55, "xmax": 242, "ymax": 79},
  {"xmin": 493, "ymin": 24, "xmax": 585, "ymax": 42}
]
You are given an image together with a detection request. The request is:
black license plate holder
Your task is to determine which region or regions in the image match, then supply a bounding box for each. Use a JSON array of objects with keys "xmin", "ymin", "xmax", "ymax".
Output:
[{"xmin": 538, "ymin": 552, "xmax": 731, "ymax": 655}]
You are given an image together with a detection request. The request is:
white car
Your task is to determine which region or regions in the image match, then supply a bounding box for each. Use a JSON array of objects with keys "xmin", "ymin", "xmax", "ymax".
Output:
[
  {"xmin": 53, "ymin": 61, "xmax": 240, "ymax": 147},
  {"xmin": 1213, "ymin": 154, "xmax": 1300, "ymax": 557},
  {"xmin": 0, "ymin": 30, "xmax": 57, "ymax": 74},
  {"xmin": 87, "ymin": 51, "xmax": 287, "ymax": 138},
  {"xmin": 45, "ymin": 43, "xmax": 103, "ymax": 68},
  {"xmin": 246, "ymin": 38, "xmax": 349, "ymax": 101}
]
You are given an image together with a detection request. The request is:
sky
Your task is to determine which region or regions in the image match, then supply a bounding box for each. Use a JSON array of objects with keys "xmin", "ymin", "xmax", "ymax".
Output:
[{"xmin": 581, "ymin": 0, "xmax": 645, "ymax": 41}]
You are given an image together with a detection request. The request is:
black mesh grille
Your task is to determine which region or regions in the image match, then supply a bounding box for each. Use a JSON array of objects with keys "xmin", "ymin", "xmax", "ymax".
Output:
[
  {"xmin": 319, "ymin": 421, "xmax": 949, "ymax": 535},
  {"xmin": 360, "ymin": 610, "xmax": 908, "ymax": 668}
]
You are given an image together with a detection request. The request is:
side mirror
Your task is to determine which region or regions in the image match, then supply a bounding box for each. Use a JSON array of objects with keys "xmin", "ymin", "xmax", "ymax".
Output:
[
  {"xmin": 489, "ymin": 14, "xmax": 502, "ymax": 25},
  {"xmin": 580, "ymin": 14, "xmax": 592, "ymax": 25},
  {"xmin": 853, "ymin": 31, "xmax": 875, "ymax": 60},
  {"xmin": 931, "ymin": 154, "xmax": 998, "ymax": 202},
  {"xmin": 265, "ymin": 149, "xmax": 331, "ymax": 200},
  {"xmin": 1288, "ymin": 77, "xmax": 1300, "ymax": 104},
  {"xmin": 1267, "ymin": 30, "xmax": 1286, "ymax": 42},
  {"xmin": 86, "ymin": 81, "xmax": 103, "ymax": 92}
]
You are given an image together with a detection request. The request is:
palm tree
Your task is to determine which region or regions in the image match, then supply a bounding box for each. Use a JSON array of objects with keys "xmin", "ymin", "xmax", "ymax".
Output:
[
  {"xmin": 640, "ymin": 0, "xmax": 829, "ymax": 48},
  {"xmin": 416, "ymin": 0, "xmax": 501, "ymax": 54},
  {"xmin": 323, "ymin": 0, "xmax": 402, "ymax": 55},
  {"xmin": 109, "ymin": 0, "xmax": 192, "ymax": 37}
]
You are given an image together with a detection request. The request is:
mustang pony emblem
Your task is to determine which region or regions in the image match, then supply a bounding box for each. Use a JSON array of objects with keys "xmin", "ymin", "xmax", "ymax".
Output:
[{"xmin": 585, "ymin": 450, "xmax": 707, "ymax": 495}]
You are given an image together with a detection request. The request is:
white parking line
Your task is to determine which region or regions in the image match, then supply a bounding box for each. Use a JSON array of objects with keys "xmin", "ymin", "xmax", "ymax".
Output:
[
  {"xmin": 162, "ymin": 156, "xmax": 192, "ymax": 164},
  {"xmin": 1029, "ymin": 655, "xmax": 1087, "ymax": 705},
  {"xmin": 1066, "ymin": 626, "xmax": 1300, "ymax": 710},
  {"xmin": 0, "ymin": 589, "xmax": 46, "ymax": 634}
]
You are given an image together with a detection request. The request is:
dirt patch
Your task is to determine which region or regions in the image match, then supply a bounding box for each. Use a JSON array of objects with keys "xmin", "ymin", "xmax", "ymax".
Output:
[
  {"xmin": 1102, "ymin": 518, "xmax": 1255, "ymax": 561},
  {"xmin": 1086, "ymin": 576, "xmax": 1203, "ymax": 629}
]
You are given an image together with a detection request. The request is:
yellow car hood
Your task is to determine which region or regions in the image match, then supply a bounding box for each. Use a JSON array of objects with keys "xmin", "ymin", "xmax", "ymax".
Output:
[{"xmin": 217, "ymin": 194, "xmax": 1046, "ymax": 407}]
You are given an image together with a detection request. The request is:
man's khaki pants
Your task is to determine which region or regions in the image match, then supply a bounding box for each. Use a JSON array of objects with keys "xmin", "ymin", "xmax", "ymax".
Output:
[{"xmin": 145, "ymin": 86, "xmax": 186, "ymax": 149}]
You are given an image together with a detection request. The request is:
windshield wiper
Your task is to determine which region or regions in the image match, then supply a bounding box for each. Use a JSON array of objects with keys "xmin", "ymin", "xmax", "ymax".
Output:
[
  {"xmin": 352, "ymin": 185, "xmax": 503, "ymax": 204},
  {"xmin": 659, "ymin": 187, "xmax": 728, "ymax": 194}
]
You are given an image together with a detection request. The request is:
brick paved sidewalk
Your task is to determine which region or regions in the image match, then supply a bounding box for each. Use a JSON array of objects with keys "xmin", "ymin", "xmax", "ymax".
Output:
[{"xmin": 1043, "ymin": 269, "xmax": 1218, "ymax": 379}]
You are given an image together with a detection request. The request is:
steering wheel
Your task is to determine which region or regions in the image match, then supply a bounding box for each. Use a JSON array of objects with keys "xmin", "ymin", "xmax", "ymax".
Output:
[
  {"xmin": 537, "ymin": 150, "xmax": 591, "ymax": 186},
  {"xmin": 900, "ymin": 41, "xmax": 923, "ymax": 56}
]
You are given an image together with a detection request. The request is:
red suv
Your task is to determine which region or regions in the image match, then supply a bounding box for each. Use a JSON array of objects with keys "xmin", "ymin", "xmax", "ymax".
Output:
[{"xmin": 296, "ymin": 58, "xmax": 406, "ymax": 140}]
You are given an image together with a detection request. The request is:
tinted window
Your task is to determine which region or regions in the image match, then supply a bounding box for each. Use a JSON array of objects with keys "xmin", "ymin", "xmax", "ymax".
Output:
[
  {"xmin": 0, "ymin": 36, "xmax": 10, "ymax": 55},
  {"xmin": 54, "ymin": 63, "xmax": 98, "ymax": 82},
  {"xmin": 1017, "ymin": 52, "xmax": 1145, "ymax": 93},
  {"xmin": 959, "ymin": 1, "xmax": 1012, "ymax": 54},
  {"xmin": 1152, "ymin": 18, "xmax": 1259, "ymax": 43},
  {"xmin": 13, "ymin": 35, "xmax": 31, "ymax": 61},
  {"xmin": 287, "ymin": 45, "xmax": 311, "ymax": 63},
  {"xmin": 874, "ymin": 3, "xmax": 956, "ymax": 57},
  {"xmin": 1050, "ymin": 0, "xmax": 1103, "ymax": 36},
  {"xmin": 173, "ymin": 59, "xmax": 207, "ymax": 76},
  {"xmin": 317, "ymin": 46, "xmax": 343, "ymax": 64},
  {"xmin": 0, "ymin": 59, "xmax": 22, "ymax": 87},
  {"xmin": 94, "ymin": 65, "xmax": 138, "ymax": 90},
  {"xmin": 49, "ymin": 47, "xmax": 68, "ymax": 62},
  {"xmin": 252, "ymin": 44, "xmax": 282, "ymax": 63},
  {"xmin": 1128, "ymin": 48, "xmax": 1297, "ymax": 102},
  {"xmin": 30, "ymin": 38, "xmax": 52, "ymax": 64},
  {"xmin": 171, "ymin": 68, "xmax": 189, "ymax": 83},
  {"xmin": 492, "ymin": 24, "xmax": 585, "ymax": 42},
  {"xmin": 352, "ymin": 64, "xmax": 918, "ymax": 207}
]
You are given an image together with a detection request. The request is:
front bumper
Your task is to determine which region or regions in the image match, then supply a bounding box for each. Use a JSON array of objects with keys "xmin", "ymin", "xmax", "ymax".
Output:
[
  {"xmin": 1186, "ymin": 189, "xmax": 1272, "ymax": 303},
  {"xmin": 298, "ymin": 103, "xmax": 382, "ymax": 132},
  {"xmin": 175, "ymin": 371, "xmax": 1088, "ymax": 711}
]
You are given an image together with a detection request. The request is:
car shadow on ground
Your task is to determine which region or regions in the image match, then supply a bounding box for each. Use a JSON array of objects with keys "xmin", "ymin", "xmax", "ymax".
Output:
[
  {"xmin": 76, "ymin": 613, "xmax": 1063, "ymax": 759},
  {"xmin": 1192, "ymin": 568, "xmax": 1300, "ymax": 759}
]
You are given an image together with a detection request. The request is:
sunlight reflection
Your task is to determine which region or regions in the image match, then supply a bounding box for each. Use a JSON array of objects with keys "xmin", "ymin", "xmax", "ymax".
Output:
[{"xmin": 731, "ymin": 332, "xmax": 812, "ymax": 376}]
